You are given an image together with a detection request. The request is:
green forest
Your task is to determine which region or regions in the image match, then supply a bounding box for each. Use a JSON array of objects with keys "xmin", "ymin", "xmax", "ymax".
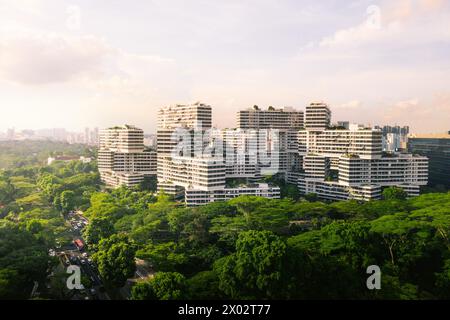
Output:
[{"xmin": 0, "ymin": 141, "xmax": 449, "ymax": 300}]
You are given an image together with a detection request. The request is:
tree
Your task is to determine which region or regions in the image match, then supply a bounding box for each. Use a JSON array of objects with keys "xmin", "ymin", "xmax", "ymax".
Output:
[
  {"xmin": 131, "ymin": 280, "xmax": 157, "ymax": 300},
  {"xmin": 186, "ymin": 270, "xmax": 223, "ymax": 300},
  {"xmin": 60, "ymin": 190, "xmax": 76, "ymax": 213},
  {"xmin": 93, "ymin": 235, "xmax": 137, "ymax": 288},
  {"xmin": 304, "ymin": 193, "xmax": 318, "ymax": 202},
  {"xmin": 214, "ymin": 230, "xmax": 289, "ymax": 299},
  {"xmin": 319, "ymin": 221, "xmax": 381, "ymax": 270},
  {"xmin": 131, "ymin": 272, "xmax": 186, "ymax": 300},
  {"xmin": 135, "ymin": 242, "xmax": 187, "ymax": 272},
  {"xmin": 0, "ymin": 269, "xmax": 21, "ymax": 300},
  {"xmin": 435, "ymin": 259, "xmax": 450, "ymax": 299},
  {"xmin": 83, "ymin": 217, "xmax": 114, "ymax": 247},
  {"xmin": 382, "ymin": 186, "xmax": 408, "ymax": 200},
  {"xmin": 168, "ymin": 208, "xmax": 211, "ymax": 246}
]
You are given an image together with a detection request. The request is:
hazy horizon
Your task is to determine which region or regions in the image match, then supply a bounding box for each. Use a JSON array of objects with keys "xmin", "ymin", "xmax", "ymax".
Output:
[{"xmin": 1, "ymin": 0, "xmax": 450, "ymax": 134}]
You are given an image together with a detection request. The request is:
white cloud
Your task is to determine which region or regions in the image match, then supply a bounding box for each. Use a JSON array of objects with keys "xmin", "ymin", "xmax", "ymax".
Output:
[
  {"xmin": 335, "ymin": 100, "xmax": 363, "ymax": 109},
  {"xmin": 299, "ymin": 0, "xmax": 450, "ymax": 55},
  {"xmin": 0, "ymin": 31, "xmax": 113, "ymax": 85},
  {"xmin": 0, "ymin": 26, "xmax": 180, "ymax": 95}
]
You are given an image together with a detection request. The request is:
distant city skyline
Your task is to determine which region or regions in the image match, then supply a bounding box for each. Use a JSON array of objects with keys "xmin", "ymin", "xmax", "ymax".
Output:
[{"xmin": 1, "ymin": 0, "xmax": 450, "ymax": 134}]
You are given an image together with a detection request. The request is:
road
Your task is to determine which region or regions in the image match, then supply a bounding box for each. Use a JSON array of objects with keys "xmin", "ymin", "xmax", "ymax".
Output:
[
  {"xmin": 53, "ymin": 210, "xmax": 155, "ymax": 300},
  {"xmin": 54, "ymin": 210, "xmax": 110, "ymax": 300}
]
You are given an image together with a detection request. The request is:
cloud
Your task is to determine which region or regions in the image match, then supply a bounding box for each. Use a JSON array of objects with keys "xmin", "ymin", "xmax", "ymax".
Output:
[
  {"xmin": 335, "ymin": 100, "xmax": 363, "ymax": 109},
  {"xmin": 0, "ymin": 31, "xmax": 113, "ymax": 85},
  {"xmin": 299, "ymin": 0, "xmax": 450, "ymax": 55},
  {"xmin": 0, "ymin": 0, "xmax": 44, "ymax": 16},
  {"xmin": 0, "ymin": 27, "xmax": 178, "ymax": 92},
  {"xmin": 380, "ymin": 95, "xmax": 450, "ymax": 132}
]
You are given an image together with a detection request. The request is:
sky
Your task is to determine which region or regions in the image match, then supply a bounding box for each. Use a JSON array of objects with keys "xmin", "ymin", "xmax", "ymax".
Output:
[{"xmin": 0, "ymin": 0, "xmax": 449, "ymax": 134}]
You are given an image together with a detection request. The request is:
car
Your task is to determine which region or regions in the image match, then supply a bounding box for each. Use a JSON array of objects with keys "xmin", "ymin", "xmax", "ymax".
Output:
[{"xmin": 82, "ymin": 253, "xmax": 88, "ymax": 258}]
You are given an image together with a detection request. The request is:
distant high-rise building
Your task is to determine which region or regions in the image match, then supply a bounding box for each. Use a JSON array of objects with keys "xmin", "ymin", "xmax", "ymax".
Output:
[
  {"xmin": 375, "ymin": 125, "xmax": 410, "ymax": 152},
  {"xmin": 408, "ymin": 132, "xmax": 450, "ymax": 188},
  {"xmin": 6, "ymin": 128, "xmax": 15, "ymax": 140},
  {"xmin": 85, "ymin": 127, "xmax": 90, "ymax": 144},
  {"xmin": 336, "ymin": 121, "xmax": 350, "ymax": 129},
  {"xmin": 98, "ymin": 125, "xmax": 157, "ymax": 188}
]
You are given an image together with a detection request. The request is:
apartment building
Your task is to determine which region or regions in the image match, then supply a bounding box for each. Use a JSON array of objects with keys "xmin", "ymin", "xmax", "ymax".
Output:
[
  {"xmin": 98, "ymin": 125, "xmax": 157, "ymax": 188},
  {"xmin": 237, "ymin": 106, "xmax": 304, "ymax": 130},
  {"xmin": 157, "ymin": 102, "xmax": 213, "ymax": 198},
  {"xmin": 156, "ymin": 103, "xmax": 281, "ymax": 204},
  {"xmin": 236, "ymin": 106, "xmax": 303, "ymax": 183},
  {"xmin": 185, "ymin": 183, "xmax": 281, "ymax": 206},
  {"xmin": 304, "ymin": 102, "xmax": 331, "ymax": 131},
  {"xmin": 297, "ymin": 103, "xmax": 428, "ymax": 201}
]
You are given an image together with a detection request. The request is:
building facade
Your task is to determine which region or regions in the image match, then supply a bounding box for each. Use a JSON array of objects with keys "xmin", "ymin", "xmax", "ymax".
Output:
[
  {"xmin": 98, "ymin": 125, "xmax": 157, "ymax": 188},
  {"xmin": 156, "ymin": 103, "xmax": 282, "ymax": 205},
  {"xmin": 237, "ymin": 106, "xmax": 304, "ymax": 130},
  {"xmin": 296, "ymin": 103, "xmax": 428, "ymax": 201},
  {"xmin": 408, "ymin": 133, "xmax": 450, "ymax": 188}
]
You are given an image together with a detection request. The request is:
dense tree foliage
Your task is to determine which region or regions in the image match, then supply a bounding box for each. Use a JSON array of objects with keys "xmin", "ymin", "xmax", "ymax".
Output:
[
  {"xmin": 1, "ymin": 141, "xmax": 449, "ymax": 300},
  {"xmin": 82, "ymin": 187, "xmax": 447, "ymax": 300},
  {"xmin": 92, "ymin": 234, "xmax": 137, "ymax": 288},
  {"xmin": 0, "ymin": 141, "xmax": 95, "ymax": 170},
  {"xmin": 131, "ymin": 272, "xmax": 187, "ymax": 300},
  {"xmin": 0, "ymin": 142, "xmax": 99, "ymax": 298}
]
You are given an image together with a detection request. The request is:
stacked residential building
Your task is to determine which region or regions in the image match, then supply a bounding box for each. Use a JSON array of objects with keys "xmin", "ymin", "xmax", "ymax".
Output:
[
  {"xmin": 297, "ymin": 103, "xmax": 428, "ymax": 201},
  {"xmin": 236, "ymin": 106, "xmax": 304, "ymax": 184},
  {"xmin": 156, "ymin": 103, "xmax": 282, "ymax": 205},
  {"xmin": 238, "ymin": 106, "xmax": 304, "ymax": 130},
  {"xmin": 156, "ymin": 102, "xmax": 213, "ymax": 197},
  {"xmin": 98, "ymin": 101, "xmax": 429, "ymax": 203},
  {"xmin": 98, "ymin": 125, "xmax": 157, "ymax": 188}
]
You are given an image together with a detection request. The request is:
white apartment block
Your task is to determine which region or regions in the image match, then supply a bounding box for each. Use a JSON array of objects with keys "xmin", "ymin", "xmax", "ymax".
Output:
[
  {"xmin": 158, "ymin": 102, "xmax": 212, "ymax": 130},
  {"xmin": 304, "ymin": 102, "xmax": 331, "ymax": 131},
  {"xmin": 220, "ymin": 129, "xmax": 258, "ymax": 179},
  {"xmin": 98, "ymin": 125, "xmax": 157, "ymax": 188},
  {"xmin": 157, "ymin": 103, "xmax": 281, "ymax": 204},
  {"xmin": 237, "ymin": 106, "xmax": 304, "ymax": 130},
  {"xmin": 185, "ymin": 183, "xmax": 281, "ymax": 206},
  {"xmin": 99, "ymin": 125, "xmax": 146, "ymax": 153},
  {"xmin": 157, "ymin": 103, "xmax": 213, "ymax": 198},
  {"xmin": 236, "ymin": 106, "xmax": 303, "ymax": 183},
  {"xmin": 158, "ymin": 156, "xmax": 226, "ymax": 192},
  {"xmin": 297, "ymin": 103, "xmax": 428, "ymax": 201}
]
